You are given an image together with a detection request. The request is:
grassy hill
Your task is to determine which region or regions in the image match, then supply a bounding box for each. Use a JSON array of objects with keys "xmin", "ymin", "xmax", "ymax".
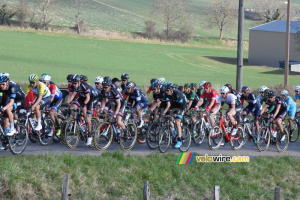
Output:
[{"xmin": 0, "ymin": 27, "xmax": 299, "ymax": 89}]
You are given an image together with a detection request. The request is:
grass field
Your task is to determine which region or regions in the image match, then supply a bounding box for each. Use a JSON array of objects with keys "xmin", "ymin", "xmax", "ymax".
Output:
[
  {"xmin": 0, "ymin": 153, "xmax": 300, "ymax": 199},
  {"xmin": 0, "ymin": 28, "xmax": 300, "ymax": 90}
]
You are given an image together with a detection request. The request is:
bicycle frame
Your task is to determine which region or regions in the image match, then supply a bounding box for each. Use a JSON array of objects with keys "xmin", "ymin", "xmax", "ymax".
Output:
[{"xmin": 215, "ymin": 115, "xmax": 240, "ymax": 142}]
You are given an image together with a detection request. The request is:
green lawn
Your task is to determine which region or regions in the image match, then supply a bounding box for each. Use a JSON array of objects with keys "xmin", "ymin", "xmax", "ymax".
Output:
[{"xmin": 0, "ymin": 28, "xmax": 299, "ymax": 90}]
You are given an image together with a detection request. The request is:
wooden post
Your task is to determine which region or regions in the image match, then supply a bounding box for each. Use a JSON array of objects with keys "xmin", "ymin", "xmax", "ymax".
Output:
[
  {"xmin": 275, "ymin": 186, "xmax": 280, "ymax": 200},
  {"xmin": 143, "ymin": 181, "xmax": 150, "ymax": 200},
  {"xmin": 214, "ymin": 185, "xmax": 220, "ymax": 200},
  {"xmin": 62, "ymin": 173, "xmax": 69, "ymax": 200}
]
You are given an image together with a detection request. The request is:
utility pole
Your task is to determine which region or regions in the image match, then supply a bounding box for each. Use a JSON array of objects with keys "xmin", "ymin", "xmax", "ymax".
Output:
[
  {"xmin": 284, "ymin": 0, "xmax": 291, "ymax": 87},
  {"xmin": 236, "ymin": 0, "xmax": 244, "ymax": 92}
]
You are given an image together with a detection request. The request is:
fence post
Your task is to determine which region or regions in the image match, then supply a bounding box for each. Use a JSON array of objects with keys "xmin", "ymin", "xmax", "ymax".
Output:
[
  {"xmin": 214, "ymin": 185, "xmax": 220, "ymax": 200},
  {"xmin": 275, "ymin": 186, "xmax": 280, "ymax": 200},
  {"xmin": 143, "ymin": 181, "xmax": 150, "ymax": 200},
  {"xmin": 62, "ymin": 173, "xmax": 69, "ymax": 200}
]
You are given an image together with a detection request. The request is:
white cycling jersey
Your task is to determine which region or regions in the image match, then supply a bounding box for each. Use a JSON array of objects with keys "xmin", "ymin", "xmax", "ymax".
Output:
[{"xmin": 217, "ymin": 93, "xmax": 236, "ymax": 105}]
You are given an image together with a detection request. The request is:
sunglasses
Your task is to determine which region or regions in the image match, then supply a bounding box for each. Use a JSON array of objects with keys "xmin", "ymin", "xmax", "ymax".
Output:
[
  {"xmin": 72, "ymin": 82, "xmax": 79, "ymax": 85},
  {"xmin": 204, "ymin": 87, "xmax": 209, "ymax": 90},
  {"xmin": 103, "ymin": 87, "xmax": 109, "ymax": 89},
  {"xmin": 184, "ymin": 87, "xmax": 189, "ymax": 89},
  {"xmin": 260, "ymin": 92, "xmax": 264, "ymax": 93},
  {"xmin": 295, "ymin": 91, "xmax": 299, "ymax": 92},
  {"xmin": 30, "ymin": 81, "xmax": 36, "ymax": 85},
  {"xmin": 122, "ymin": 79, "xmax": 127, "ymax": 82},
  {"xmin": 95, "ymin": 82, "xmax": 101, "ymax": 85},
  {"xmin": 166, "ymin": 89, "xmax": 171, "ymax": 92},
  {"xmin": 221, "ymin": 93, "xmax": 225, "ymax": 95}
]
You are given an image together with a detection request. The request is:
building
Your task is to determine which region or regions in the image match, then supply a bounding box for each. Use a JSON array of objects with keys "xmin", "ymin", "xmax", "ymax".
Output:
[{"xmin": 248, "ymin": 20, "xmax": 300, "ymax": 68}]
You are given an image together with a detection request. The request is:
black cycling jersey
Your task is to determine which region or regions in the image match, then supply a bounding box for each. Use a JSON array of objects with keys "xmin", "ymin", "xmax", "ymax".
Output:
[
  {"xmin": 153, "ymin": 88, "xmax": 165, "ymax": 101},
  {"xmin": 265, "ymin": 96, "xmax": 287, "ymax": 113},
  {"xmin": 100, "ymin": 87, "xmax": 121, "ymax": 103},
  {"xmin": 164, "ymin": 89, "xmax": 187, "ymax": 104},
  {"xmin": 70, "ymin": 82, "xmax": 97, "ymax": 98},
  {"xmin": 241, "ymin": 93, "xmax": 258, "ymax": 107},
  {"xmin": 0, "ymin": 82, "xmax": 25, "ymax": 101},
  {"xmin": 111, "ymin": 84, "xmax": 123, "ymax": 100}
]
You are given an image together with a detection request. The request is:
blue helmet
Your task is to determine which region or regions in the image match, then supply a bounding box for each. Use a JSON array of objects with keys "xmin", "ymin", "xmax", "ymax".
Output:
[
  {"xmin": 165, "ymin": 82, "xmax": 174, "ymax": 90},
  {"xmin": 0, "ymin": 74, "xmax": 9, "ymax": 84},
  {"xmin": 242, "ymin": 86, "xmax": 250, "ymax": 93},
  {"xmin": 151, "ymin": 81, "xmax": 160, "ymax": 89}
]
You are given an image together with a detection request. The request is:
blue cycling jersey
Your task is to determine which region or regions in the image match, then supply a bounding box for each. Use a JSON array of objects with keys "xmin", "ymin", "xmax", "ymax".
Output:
[
  {"xmin": 294, "ymin": 93, "xmax": 300, "ymax": 101},
  {"xmin": 284, "ymin": 96, "xmax": 296, "ymax": 111}
]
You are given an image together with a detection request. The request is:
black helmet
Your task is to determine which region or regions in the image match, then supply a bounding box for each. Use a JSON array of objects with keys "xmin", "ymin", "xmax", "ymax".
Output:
[
  {"xmin": 150, "ymin": 78, "xmax": 157, "ymax": 84},
  {"xmin": 72, "ymin": 74, "xmax": 81, "ymax": 82},
  {"xmin": 125, "ymin": 81, "xmax": 135, "ymax": 89},
  {"xmin": 165, "ymin": 82, "xmax": 174, "ymax": 90},
  {"xmin": 121, "ymin": 73, "xmax": 129, "ymax": 80},
  {"xmin": 225, "ymin": 84, "xmax": 232, "ymax": 90},
  {"xmin": 80, "ymin": 75, "xmax": 88, "ymax": 82},
  {"xmin": 267, "ymin": 90, "xmax": 276, "ymax": 97},
  {"xmin": 67, "ymin": 74, "xmax": 73, "ymax": 82},
  {"xmin": 184, "ymin": 83, "xmax": 191, "ymax": 88},
  {"xmin": 103, "ymin": 76, "xmax": 111, "ymax": 81},
  {"xmin": 173, "ymin": 84, "xmax": 178, "ymax": 89},
  {"xmin": 151, "ymin": 81, "xmax": 160, "ymax": 89},
  {"xmin": 191, "ymin": 83, "xmax": 197, "ymax": 88},
  {"xmin": 102, "ymin": 79, "xmax": 112, "ymax": 86},
  {"xmin": 242, "ymin": 86, "xmax": 250, "ymax": 93}
]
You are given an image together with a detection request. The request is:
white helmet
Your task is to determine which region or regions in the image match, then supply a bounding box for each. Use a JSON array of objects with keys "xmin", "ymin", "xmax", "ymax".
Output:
[
  {"xmin": 94, "ymin": 76, "xmax": 103, "ymax": 83},
  {"xmin": 220, "ymin": 86, "xmax": 229, "ymax": 94},
  {"xmin": 1, "ymin": 72, "xmax": 9, "ymax": 79},
  {"xmin": 199, "ymin": 81, "xmax": 206, "ymax": 87},
  {"xmin": 294, "ymin": 85, "xmax": 300, "ymax": 92},
  {"xmin": 42, "ymin": 75, "xmax": 51, "ymax": 82},
  {"xmin": 259, "ymin": 86, "xmax": 268, "ymax": 92},
  {"xmin": 280, "ymin": 90, "xmax": 289, "ymax": 96}
]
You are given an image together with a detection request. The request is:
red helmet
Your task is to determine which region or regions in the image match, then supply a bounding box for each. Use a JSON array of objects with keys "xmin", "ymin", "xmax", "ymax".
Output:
[{"xmin": 203, "ymin": 82, "xmax": 212, "ymax": 88}]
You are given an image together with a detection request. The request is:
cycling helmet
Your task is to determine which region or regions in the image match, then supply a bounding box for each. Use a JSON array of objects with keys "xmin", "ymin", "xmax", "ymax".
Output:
[
  {"xmin": 150, "ymin": 78, "xmax": 157, "ymax": 84},
  {"xmin": 125, "ymin": 81, "xmax": 135, "ymax": 89},
  {"xmin": 29, "ymin": 74, "xmax": 39, "ymax": 82},
  {"xmin": 151, "ymin": 81, "xmax": 160, "ymax": 89},
  {"xmin": 242, "ymin": 86, "xmax": 250, "ymax": 93},
  {"xmin": 0, "ymin": 74, "xmax": 9, "ymax": 83},
  {"xmin": 173, "ymin": 84, "xmax": 178, "ymax": 89},
  {"xmin": 80, "ymin": 75, "xmax": 88, "ymax": 82},
  {"xmin": 42, "ymin": 75, "xmax": 51, "ymax": 82},
  {"xmin": 294, "ymin": 85, "xmax": 300, "ymax": 92},
  {"xmin": 259, "ymin": 86, "xmax": 268, "ymax": 92},
  {"xmin": 199, "ymin": 81, "xmax": 206, "ymax": 87},
  {"xmin": 158, "ymin": 77, "xmax": 166, "ymax": 85},
  {"xmin": 203, "ymin": 82, "xmax": 212, "ymax": 88},
  {"xmin": 41, "ymin": 73, "xmax": 51, "ymax": 77},
  {"xmin": 191, "ymin": 83, "xmax": 197, "ymax": 88},
  {"xmin": 220, "ymin": 86, "xmax": 229, "ymax": 94},
  {"xmin": 94, "ymin": 76, "xmax": 104, "ymax": 83},
  {"xmin": 280, "ymin": 90, "xmax": 289, "ymax": 96},
  {"xmin": 225, "ymin": 84, "xmax": 232, "ymax": 90},
  {"xmin": 72, "ymin": 74, "xmax": 81, "ymax": 83},
  {"xmin": 1, "ymin": 73, "xmax": 9, "ymax": 81},
  {"xmin": 165, "ymin": 82, "xmax": 174, "ymax": 90},
  {"xmin": 184, "ymin": 83, "xmax": 191, "ymax": 88},
  {"xmin": 103, "ymin": 76, "xmax": 111, "ymax": 81},
  {"xmin": 121, "ymin": 73, "xmax": 129, "ymax": 80},
  {"xmin": 67, "ymin": 74, "xmax": 73, "ymax": 82},
  {"xmin": 102, "ymin": 79, "xmax": 112, "ymax": 86},
  {"xmin": 264, "ymin": 88, "xmax": 270, "ymax": 95},
  {"xmin": 267, "ymin": 90, "xmax": 276, "ymax": 97}
]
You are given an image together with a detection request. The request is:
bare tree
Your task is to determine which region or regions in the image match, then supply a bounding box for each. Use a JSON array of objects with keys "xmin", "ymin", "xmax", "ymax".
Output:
[
  {"xmin": 251, "ymin": 0, "xmax": 286, "ymax": 23},
  {"xmin": 15, "ymin": 0, "xmax": 31, "ymax": 27},
  {"xmin": 152, "ymin": 0, "xmax": 190, "ymax": 40},
  {"xmin": 0, "ymin": 4, "xmax": 16, "ymax": 26},
  {"xmin": 205, "ymin": 0, "xmax": 237, "ymax": 40},
  {"xmin": 74, "ymin": 0, "xmax": 88, "ymax": 34}
]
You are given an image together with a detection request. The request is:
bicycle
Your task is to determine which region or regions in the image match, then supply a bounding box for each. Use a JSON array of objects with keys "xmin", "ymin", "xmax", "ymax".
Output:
[
  {"xmin": 257, "ymin": 117, "xmax": 289, "ymax": 153},
  {"xmin": 208, "ymin": 112, "xmax": 245, "ymax": 150},
  {"xmin": 93, "ymin": 112, "xmax": 137, "ymax": 151},
  {"xmin": 191, "ymin": 109, "xmax": 212, "ymax": 145},
  {"xmin": 286, "ymin": 111, "xmax": 300, "ymax": 142},
  {"xmin": 0, "ymin": 114, "xmax": 28, "ymax": 155}
]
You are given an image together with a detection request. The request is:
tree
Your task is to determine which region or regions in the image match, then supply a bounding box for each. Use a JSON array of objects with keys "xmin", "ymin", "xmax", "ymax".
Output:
[
  {"xmin": 74, "ymin": 0, "xmax": 88, "ymax": 34},
  {"xmin": 152, "ymin": 0, "xmax": 190, "ymax": 40},
  {"xmin": 251, "ymin": 0, "xmax": 286, "ymax": 23},
  {"xmin": 15, "ymin": 0, "xmax": 31, "ymax": 27},
  {"xmin": 0, "ymin": 4, "xmax": 16, "ymax": 26},
  {"xmin": 205, "ymin": 0, "xmax": 237, "ymax": 40}
]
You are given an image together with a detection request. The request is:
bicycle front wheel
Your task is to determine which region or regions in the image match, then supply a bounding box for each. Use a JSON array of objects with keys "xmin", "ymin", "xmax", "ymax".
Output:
[
  {"xmin": 64, "ymin": 120, "xmax": 80, "ymax": 149},
  {"xmin": 94, "ymin": 122, "xmax": 113, "ymax": 151},
  {"xmin": 120, "ymin": 123, "xmax": 137, "ymax": 151},
  {"xmin": 179, "ymin": 126, "xmax": 191, "ymax": 152},
  {"xmin": 39, "ymin": 117, "xmax": 54, "ymax": 146},
  {"xmin": 230, "ymin": 126, "xmax": 245, "ymax": 150},
  {"xmin": 158, "ymin": 125, "xmax": 171, "ymax": 153},
  {"xmin": 193, "ymin": 120, "xmax": 206, "ymax": 145},
  {"xmin": 276, "ymin": 129, "xmax": 289, "ymax": 153},
  {"xmin": 208, "ymin": 126, "xmax": 223, "ymax": 150},
  {"xmin": 146, "ymin": 122, "xmax": 159, "ymax": 149},
  {"xmin": 289, "ymin": 120, "xmax": 299, "ymax": 142},
  {"xmin": 8, "ymin": 123, "xmax": 28, "ymax": 155},
  {"xmin": 256, "ymin": 126, "xmax": 270, "ymax": 152}
]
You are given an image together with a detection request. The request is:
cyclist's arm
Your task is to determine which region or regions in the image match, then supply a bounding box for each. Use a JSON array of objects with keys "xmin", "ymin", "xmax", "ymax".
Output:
[
  {"xmin": 273, "ymin": 104, "xmax": 281, "ymax": 118},
  {"xmin": 32, "ymin": 95, "xmax": 43, "ymax": 109},
  {"xmin": 195, "ymin": 99, "xmax": 203, "ymax": 107},
  {"xmin": 3, "ymin": 99, "xmax": 14, "ymax": 111},
  {"xmin": 84, "ymin": 93, "xmax": 90, "ymax": 105},
  {"xmin": 163, "ymin": 101, "xmax": 171, "ymax": 115},
  {"xmin": 100, "ymin": 98, "xmax": 106, "ymax": 111},
  {"xmin": 66, "ymin": 92, "xmax": 76, "ymax": 104},
  {"xmin": 187, "ymin": 100, "xmax": 193, "ymax": 110},
  {"xmin": 260, "ymin": 104, "xmax": 269, "ymax": 115}
]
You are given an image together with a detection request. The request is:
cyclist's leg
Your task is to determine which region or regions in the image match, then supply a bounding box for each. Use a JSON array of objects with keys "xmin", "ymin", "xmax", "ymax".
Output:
[{"xmin": 288, "ymin": 108, "xmax": 296, "ymax": 132}]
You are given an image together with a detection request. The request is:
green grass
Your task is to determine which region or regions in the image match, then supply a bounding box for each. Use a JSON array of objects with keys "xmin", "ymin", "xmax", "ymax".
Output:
[
  {"xmin": 0, "ymin": 153, "xmax": 300, "ymax": 199},
  {"xmin": 0, "ymin": 28, "xmax": 300, "ymax": 90}
]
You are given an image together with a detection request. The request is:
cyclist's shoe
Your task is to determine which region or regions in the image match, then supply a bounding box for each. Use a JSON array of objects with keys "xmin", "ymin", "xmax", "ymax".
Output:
[
  {"xmin": 6, "ymin": 128, "xmax": 15, "ymax": 136},
  {"xmin": 279, "ymin": 134, "xmax": 286, "ymax": 142},
  {"xmin": 221, "ymin": 141, "xmax": 225, "ymax": 146},
  {"xmin": 34, "ymin": 124, "xmax": 42, "ymax": 131},
  {"xmin": 86, "ymin": 137, "xmax": 93, "ymax": 145},
  {"xmin": 56, "ymin": 129, "xmax": 61, "ymax": 136},
  {"xmin": 193, "ymin": 132, "xmax": 197, "ymax": 138},
  {"xmin": 231, "ymin": 128, "xmax": 238, "ymax": 137},
  {"xmin": 47, "ymin": 130, "xmax": 53, "ymax": 137},
  {"xmin": 0, "ymin": 145, "xmax": 5, "ymax": 150},
  {"xmin": 174, "ymin": 141, "xmax": 182, "ymax": 148},
  {"xmin": 137, "ymin": 120, "xmax": 144, "ymax": 128}
]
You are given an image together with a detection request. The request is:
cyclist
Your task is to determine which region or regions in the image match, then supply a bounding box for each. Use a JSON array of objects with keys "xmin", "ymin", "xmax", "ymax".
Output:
[
  {"xmin": 112, "ymin": 78, "xmax": 122, "ymax": 94},
  {"xmin": 294, "ymin": 86, "xmax": 300, "ymax": 112},
  {"xmin": 146, "ymin": 78, "xmax": 157, "ymax": 98},
  {"xmin": 241, "ymin": 86, "xmax": 261, "ymax": 135},
  {"xmin": 125, "ymin": 81, "xmax": 148, "ymax": 128},
  {"xmin": 0, "ymin": 74, "xmax": 25, "ymax": 135},
  {"xmin": 25, "ymin": 74, "xmax": 51, "ymax": 131},
  {"xmin": 163, "ymin": 82, "xmax": 187, "ymax": 148},
  {"xmin": 120, "ymin": 73, "xmax": 129, "ymax": 97},
  {"xmin": 281, "ymin": 90, "xmax": 296, "ymax": 135},
  {"xmin": 197, "ymin": 81, "xmax": 209, "ymax": 110},
  {"xmin": 93, "ymin": 76, "xmax": 103, "ymax": 107},
  {"xmin": 224, "ymin": 83, "xmax": 241, "ymax": 98},
  {"xmin": 80, "ymin": 75, "xmax": 88, "ymax": 84},
  {"xmin": 149, "ymin": 81, "xmax": 166, "ymax": 115},
  {"xmin": 191, "ymin": 83, "xmax": 198, "ymax": 94},
  {"xmin": 157, "ymin": 77, "xmax": 166, "ymax": 88},
  {"xmin": 42, "ymin": 75, "xmax": 63, "ymax": 136},
  {"xmin": 66, "ymin": 74, "xmax": 97, "ymax": 145},
  {"xmin": 261, "ymin": 90, "xmax": 287, "ymax": 139},
  {"xmin": 194, "ymin": 82, "xmax": 219, "ymax": 126}
]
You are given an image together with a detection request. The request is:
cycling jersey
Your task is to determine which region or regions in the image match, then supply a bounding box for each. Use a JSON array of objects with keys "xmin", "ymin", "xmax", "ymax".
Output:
[
  {"xmin": 126, "ymin": 88, "xmax": 148, "ymax": 109},
  {"xmin": 184, "ymin": 90, "xmax": 199, "ymax": 108},
  {"xmin": 284, "ymin": 96, "xmax": 296, "ymax": 119},
  {"xmin": 0, "ymin": 82, "xmax": 26, "ymax": 110},
  {"xmin": 294, "ymin": 93, "xmax": 300, "ymax": 101},
  {"xmin": 70, "ymin": 82, "xmax": 97, "ymax": 98},
  {"xmin": 241, "ymin": 93, "xmax": 258, "ymax": 106},
  {"xmin": 100, "ymin": 87, "xmax": 120, "ymax": 102},
  {"xmin": 153, "ymin": 88, "xmax": 166, "ymax": 101},
  {"xmin": 26, "ymin": 82, "xmax": 50, "ymax": 98},
  {"xmin": 164, "ymin": 89, "xmax": 187, "ymax": 119},
  {"xmin": 200, "ymin": 89, "xmax": 218, "ymax": 107},
  {"xmin": 48, "ymin": 83, "xmax": 62, "ymax": 99},
  {"xmin": 217, "ymin": 93, "xmax": 236, "ymax": 107},
  {"xmin": 265, "ymin": 96, "xmax": 287, "ymax": 119}
]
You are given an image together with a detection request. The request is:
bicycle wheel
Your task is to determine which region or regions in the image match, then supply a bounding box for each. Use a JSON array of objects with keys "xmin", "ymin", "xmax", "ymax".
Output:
[
  {"xmin": 53, "ymin": 114, "xmax": 66, "ymax": 143},
  {"xmin": 146, "ymin": 122, "xmax": 159, "ymax": 149},
  {"xmin": 179, "ymin": 126, "xmax": 191, "ymax": 152},
  {"xmin": 193, "ymin": 120, "xmax": 206, "ymax": 145},
  {"xmin": 60, "ymin": 118, "xmax": 71, "ymax": 145},
  {"xmin": 276, "ymin": 129, "xmax": 289, "ymax": 153},
  {"xmin": 64, "ymin": 120, "xmax": 80, "ymax": 149},
  {"xmin": 8, "ymin": 123, "xmax": 28, "ymax": 155},
  {"xmin": 208, "ymin": 126, "xmax": 223, "ymax": 150},
  {"xmin": 120, "ymin": 123, "xmax": 137, "ymax": 151},
  {"xmin": 158, "ymin": 125, "xmax": 171, "ymax": 153},
  {"xmin": 256, "ymin": 126, "xmax": 270, "ymax": 152},
  {"xmin": 39, "ymin": 117, "xmax": 54, "ymax": 146},
  {"xmin": 289, "ymin": 120, "xmax": 299, "ymax": 142},
  {"xmin": 94, "ymin": 122, "xmax": 113, "ymax": 151},
  {"xmin": 230, "ymin": 126, "xmax": 245, "ymax": 150}
]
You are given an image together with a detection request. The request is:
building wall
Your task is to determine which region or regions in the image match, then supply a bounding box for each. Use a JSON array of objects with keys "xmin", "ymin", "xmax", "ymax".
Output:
[{"xmin": 248, "ymin": 30, "xmax": 300, "ymax": 67}]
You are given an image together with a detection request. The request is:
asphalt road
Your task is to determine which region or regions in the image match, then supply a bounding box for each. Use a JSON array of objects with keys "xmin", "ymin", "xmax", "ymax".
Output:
[{"xmin": 0, "ymin": 138, "xmax": 299, "ymax": 157}]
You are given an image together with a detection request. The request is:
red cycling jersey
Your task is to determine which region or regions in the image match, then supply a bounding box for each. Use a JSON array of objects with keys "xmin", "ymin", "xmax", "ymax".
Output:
[
  {"xmin": 25, "ymin": 90, "xmax": 35, "ymax": 107},
  {"xmin": 200, "ymin": 89, "xmax": 218, "ymax": 107},
  {"xmin": 146, "ymin": 86, "xmax": 152, "ymax": 94}
]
